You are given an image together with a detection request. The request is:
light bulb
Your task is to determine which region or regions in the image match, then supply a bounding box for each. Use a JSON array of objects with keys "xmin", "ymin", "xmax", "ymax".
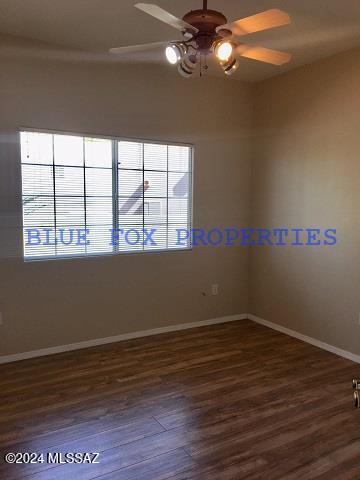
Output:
[
  {"xmin": 215, "ymin": 41, "xmax": 233, "ymax": 62},
  {"xmin": 165, "ymin": 44, "xmax": 185, "ymax": 65}
]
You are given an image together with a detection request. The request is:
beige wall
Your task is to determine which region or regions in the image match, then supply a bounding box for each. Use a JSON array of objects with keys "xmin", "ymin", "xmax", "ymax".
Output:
[
  {"xmin": 250, "ymin": 48, "xmax": 360, "ymax": 355},
  {"xmin": 0, "ymin": 57, "xmax": 252, "ymax": 356}
]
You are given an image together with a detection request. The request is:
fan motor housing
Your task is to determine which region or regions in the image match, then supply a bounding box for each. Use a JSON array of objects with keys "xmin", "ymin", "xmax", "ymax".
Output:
[
  {"xmin": 183, "ymin": 9, "xmax": 227, "ymax": 33},
  {"xmin": 183, "ymin": 9, "xmax": 228, "ymax": 52}
]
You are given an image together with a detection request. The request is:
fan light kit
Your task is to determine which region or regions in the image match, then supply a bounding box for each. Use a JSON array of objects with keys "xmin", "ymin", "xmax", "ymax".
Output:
[{"xmin": 110, "ymin": 1, "xmax": 292, "ymax": 78}]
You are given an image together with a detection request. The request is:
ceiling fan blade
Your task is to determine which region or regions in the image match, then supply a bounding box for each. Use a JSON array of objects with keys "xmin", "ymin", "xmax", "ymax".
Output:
[
  {"xmin": 109, "ymin": 41, "xmax": 169, "ymax": 54},
  {"xmin": 217, "ymin": 9, "xmax": 290, "ymax": 36},
  {"xmin": 135, "ymin": 3, "xmax": 198, "ymax": 34},
  {"xmin": 237, "ymin": 44, "xmax": 292, "ymax": 65}
]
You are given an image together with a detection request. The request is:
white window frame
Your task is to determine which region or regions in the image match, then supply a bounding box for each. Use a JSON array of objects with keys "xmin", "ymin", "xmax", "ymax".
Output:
[{"xmin": 20, "ymin": 128, "xmax": 194, "ymax": 261}]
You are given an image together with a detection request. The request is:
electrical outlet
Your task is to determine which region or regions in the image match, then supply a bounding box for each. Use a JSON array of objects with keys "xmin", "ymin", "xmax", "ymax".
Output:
[{"xmin": 211, "ymin": 284, "xmax": 219, "ymax": 296}]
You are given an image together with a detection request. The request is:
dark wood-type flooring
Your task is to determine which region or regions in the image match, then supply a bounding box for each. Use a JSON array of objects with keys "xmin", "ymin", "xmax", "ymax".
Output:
[{"xmin": 0, "ymin": 319, "xmax": 359, "ymax": 479}]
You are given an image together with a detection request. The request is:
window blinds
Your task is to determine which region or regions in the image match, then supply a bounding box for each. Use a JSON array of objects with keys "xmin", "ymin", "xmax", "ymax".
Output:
[{"xmin": 21, "ymin": 131, "xmax": 192, "ymax": 259}]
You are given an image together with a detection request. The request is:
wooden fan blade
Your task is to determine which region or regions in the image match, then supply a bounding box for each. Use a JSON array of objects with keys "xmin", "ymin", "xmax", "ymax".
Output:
[
  {"xmin": 109, "ymin": 41, "xmax": 169, "ymax": 54},
  {"xmin": 217, "ymin": 9, "xmax": 290, "ymax": 36},
  {"xmin": 237, "ymin": 45, "xmax": 292, "ymax": 65},
  {"xmin": 135, "ymin": 3, "xmax": 198, "ymax": 34}
]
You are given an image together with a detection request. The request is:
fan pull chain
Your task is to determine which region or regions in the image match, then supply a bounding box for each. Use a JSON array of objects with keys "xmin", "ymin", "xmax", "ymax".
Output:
[{"xmin": 199, "ymin": 54, "xmax": 209, "ymax": 77}]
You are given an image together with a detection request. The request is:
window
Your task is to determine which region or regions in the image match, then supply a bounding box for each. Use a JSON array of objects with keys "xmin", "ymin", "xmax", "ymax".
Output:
[{"xmin": 21, "ymin": 131, "xmax": 193, "ymax": 259}]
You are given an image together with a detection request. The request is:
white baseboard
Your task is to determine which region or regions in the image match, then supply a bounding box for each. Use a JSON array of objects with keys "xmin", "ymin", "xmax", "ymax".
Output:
[
  {"xmin": 248, "ymin": 314, "xmax": 360, "ymax": 364},
  {"xmin": 0, "ymin": 314, "xmax": 248, "ymax": 365},
  {"xmin": 3, "ymin": 313, "xmax": 359, "ymax": 366}
]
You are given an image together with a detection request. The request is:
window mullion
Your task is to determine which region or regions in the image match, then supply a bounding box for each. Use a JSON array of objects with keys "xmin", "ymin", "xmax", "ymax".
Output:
[
  {"xmin": 142, "ymin": 143, "xmax": 145, "ymax": 252},
  {"xmin": 112, "ymin": 140, "xmax": 119, "ymax": 254},
  {"xmin": 52, "ymin": 134, "xmax": 57, "ymax": 256},
  {"xmin": 166, "ymin": 145, "xmax": 169, "ymax": 249},
  {"xmin": 83, "ymin": 137, "xmax": 87, "ymax": 256},
  {"xmin": 189, "ymin": 148, "xmax": 193, "ymax": 249}
]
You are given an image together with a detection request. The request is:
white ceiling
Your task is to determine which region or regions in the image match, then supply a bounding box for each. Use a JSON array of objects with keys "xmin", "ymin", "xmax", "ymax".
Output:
[{"xmin": 1, "ymin": 0, "xmax": 360, "ymax": 81}]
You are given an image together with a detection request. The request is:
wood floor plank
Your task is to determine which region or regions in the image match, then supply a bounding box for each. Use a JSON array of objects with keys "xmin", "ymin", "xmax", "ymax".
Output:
[{"xmin": 95, "ymin": 448, "xmax": 194, "ymax": 480}]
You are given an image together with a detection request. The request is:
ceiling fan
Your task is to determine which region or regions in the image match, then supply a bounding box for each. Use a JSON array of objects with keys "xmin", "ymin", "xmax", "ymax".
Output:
[{"xmin": 110, "ymin": 1, "xmax": 292, "ymax": 77}]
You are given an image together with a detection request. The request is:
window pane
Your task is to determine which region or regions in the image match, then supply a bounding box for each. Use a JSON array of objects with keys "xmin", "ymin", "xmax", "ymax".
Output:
[
  {"xmin": 21, "ymin": 132, "xmax": 53, "ymax": 165},
  {"xmin": 118, "ymin": 226, "xmax": 144, "ymax": 252},
  {"xmin": 118, "ymin": 141, "xmax": 143, "ymax": 169},
  {"xmin": 55, "ymin": 197, "xmax": 85, "ymax": 226},
  {"xmin": 168, "ymin": 198, "xmax": 189, "ymax": 224},
  {"xmin": 87, "ymin": 225, "xmax": 113, "ymax": 254},
  {"xmin": 144, "ymin": 171, "xmax": 167, "ymax": 197},
  {"xmin": 118, "ymin": 170, "xmax": 143, "ymax": 197},
  {"xmin": 168, "ymin": 172, "xmax": 189, "ymax": 198},
  {"xmin": 23, "ymin": 227, "xmax": 56, "ymax": 258},
  {"xmin": 22, "ymin": 165, "xmax": 54, "ymax": 196},
  {"xmin": 144, "ymin": 198, "xmax": 167, "ymax": 225},
  {"xmin": 55, "ymin": 226, "xmax": 87, "ymax": 256},
  {"xmin": 85, "ymin": 168, "xmax": 112, "ymax": 196},
  {"xmin": 85, "ymin": 137, "xmax": 112, "ymax": 168},
  {"xmin": 55, "ymin": 166, "xmax": 84, "ymax": 196},
  {"xmin": 168, "ymin": 146, "xmax": 190, "ymax": 172},
  {"xmin": 144, "ymin": 225, "xmax": 167, "ymax": 251},
  {"xmin": 168, "ymin": 224, "xmax": 190, "ymax": 249},
  {"xmin": 118, "ymin": 197, "xmax": 143, "ymax": 225},
  {"xmin": 86, "ymin": 197, "xmax": 113, "ymax": 226},
  {"xmin": 144, "ymin": 143, "xmax": 167, "ymax": 171},
  {"xmin": 54, "ymin": 135, "xmax": 83, "ymax": 166},
  {"xmin": 23, "ymin": 196, "xmax": 54, "ymax": 227}
]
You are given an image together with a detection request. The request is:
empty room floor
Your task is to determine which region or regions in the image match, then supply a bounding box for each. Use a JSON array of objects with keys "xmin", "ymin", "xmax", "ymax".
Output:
[{"xmin": 0, "ymin": 320, "xmax": 359, "ymax": 480}]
